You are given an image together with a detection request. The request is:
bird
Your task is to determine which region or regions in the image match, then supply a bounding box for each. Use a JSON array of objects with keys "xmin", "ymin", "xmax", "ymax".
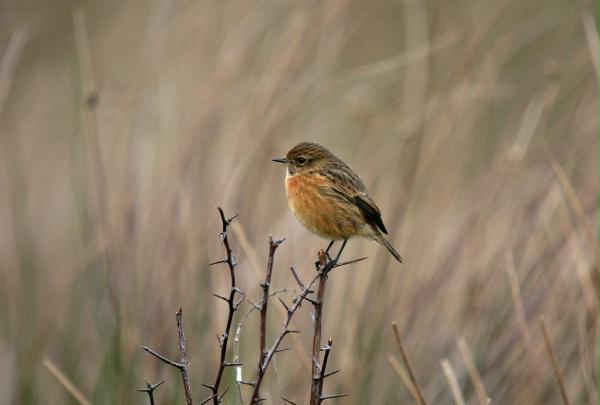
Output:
[{"xmin": 272, "ymin": 142, "xmax": 402, "ymax": 263}]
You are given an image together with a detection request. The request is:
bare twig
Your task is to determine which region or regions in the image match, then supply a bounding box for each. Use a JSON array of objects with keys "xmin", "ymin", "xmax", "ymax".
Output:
[
  {"xmin": 310, "ymin": 250, "xmax": 329, "ymax": 405},
  {"xmin": 539, "ymin": 317, "xmax": 571, "ymax": 404},
  {"xmin": 391, "ymin": 322, "xmax": 426, "ymax": 405},
  {"xmin": 250, "ymin": 236, "xmax": 285, "ymax": 403},
  {"xmin": 175, "ymin": 309, "xmax": 193, "ymax": 403},
  {"xmin": 143, "ymin": 308, "xmax": 193, "ymax": 405},
  {"xmin": 331, "ymin": 256, "xmax": 368, "ymax": 269},
  {"xmin": 233, "ymin": 288, "xmax": 293, "ymax": 403},
  {"xmin": 307, "ymin": 243, "xmax": 358, "ymax": 405},
  {"xmin": 319, "ymin": 394, "xmax": 349, "ymax": 400},
  {"xmin": 137, "ymin": 380, "xmax": 165, "ymax": 405},
  {"xmin": 316, "ymin": 339, "xmax": 337, "ymax": 405},
  {"xmin": 249, "ymin": 268, "xmax": 324, "ymax": 404},
  {"xmin": 289, "ymin": 266, "xmax": 304, "ymax": 288},
  {"xmin": 205, "ymin": 208, "xmax": 246, "ymax": 404}
]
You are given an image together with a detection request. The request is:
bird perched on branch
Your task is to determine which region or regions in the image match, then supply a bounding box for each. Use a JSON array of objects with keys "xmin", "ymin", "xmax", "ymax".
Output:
[{"xmin": 273, "ymin": 142, "xmax": 402, "ymax": 263}]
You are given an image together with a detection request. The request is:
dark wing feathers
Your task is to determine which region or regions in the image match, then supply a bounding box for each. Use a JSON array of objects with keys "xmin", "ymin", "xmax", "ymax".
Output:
[
  {"xmin": 352, "ymin": 194, "xmax": 388, "ymax": 234},
  {"xmin": 319, "ymin": 168, "xmax": 388, "ymax": 235}
]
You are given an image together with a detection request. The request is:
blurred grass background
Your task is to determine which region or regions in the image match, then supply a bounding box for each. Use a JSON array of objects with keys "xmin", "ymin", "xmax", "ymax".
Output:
[{"xmin": 0, "ymin": 1, "xmax": 598, "ymax": 404}]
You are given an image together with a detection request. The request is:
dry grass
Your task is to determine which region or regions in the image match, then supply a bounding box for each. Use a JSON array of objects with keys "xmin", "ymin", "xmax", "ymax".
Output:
[{"xmin": 0, "ymin": 1, "xmax": 597, "ymax": 404}]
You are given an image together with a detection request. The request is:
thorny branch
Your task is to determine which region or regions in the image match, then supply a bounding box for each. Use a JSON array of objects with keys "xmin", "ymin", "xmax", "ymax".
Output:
[
  {"xmin": 250, "ymin": 269, "xmax": 319, "ymax": 405},
  {"xmin": 143, "ymin": 309, "xmax": 193, "ymax": 405},
  {"xmin": 248, "ymin": 236, "xmax": 285, "ymax": 402},
  {"xmin": 307, "ymin": 244, "xmax": 358, "ymax": 405},
  {"xmin": 248, "ymin": 245, "xmax": 361, "ymax": 404},
  {"xmin": 315, "ymin": 339, "xmax": 345, "ymax": 405},
  {"xmin": 233, "ymin": 288, "xmax": 294, "ymax": 403},
  {"xmin": 140, "ymin": 209, "xmax": 366, "ymax": 405},
  {"xmin": 137, "ymin": 379, "xmax": 165, "ymax": 405},
  {"xmin": 203, "ymin": 207, "xmax": 246, "ymax": 405},
  {"xmin": 309, "ymin": 251, "xmax": 329, "ymax": 405}
]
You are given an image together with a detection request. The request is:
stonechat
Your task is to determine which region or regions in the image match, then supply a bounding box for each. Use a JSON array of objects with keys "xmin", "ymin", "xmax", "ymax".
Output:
[{"xmin": 273, "ymin": 142, "xmax": 402, "ymax": 263}]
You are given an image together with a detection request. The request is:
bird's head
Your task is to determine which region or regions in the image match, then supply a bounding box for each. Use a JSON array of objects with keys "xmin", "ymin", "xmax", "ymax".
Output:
[{"xmin": 272, "ymin": 142, "xmax": 335, "ymax": 175}]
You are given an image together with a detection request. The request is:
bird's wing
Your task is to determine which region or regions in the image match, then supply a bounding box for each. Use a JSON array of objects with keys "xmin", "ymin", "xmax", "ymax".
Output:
[
  {"xmin": 318, "ymin": 167, "xmax": 388, "ymax": 235},
  {"xmin": 351, "ymin": 193, "xmax": 388, "ymax": 234}
]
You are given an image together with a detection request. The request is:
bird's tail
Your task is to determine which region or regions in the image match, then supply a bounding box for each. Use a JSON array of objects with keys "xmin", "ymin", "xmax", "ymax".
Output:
[{"xmin": 374, "ymin": 234, "xmax": 403, "ymax": 263}]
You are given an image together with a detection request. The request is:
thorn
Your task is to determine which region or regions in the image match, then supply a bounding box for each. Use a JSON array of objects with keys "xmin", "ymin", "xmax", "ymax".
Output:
[
  {"xmin": 324, "ymin": 369, "xmax": 341, "ymax": 378},
  {"xmin": 209, "ymin": 259, "xmax": 228, "ymax": 266},
  {"xmin": 274, "ymin": 347, "xmax": 291, "ymax": 353},
  {"xmin": 223, "ymin": 361, "xmax": 242, "ymax": 367},
  {"xmin": 217, "ymin": 385, "xmax": 230, "ymax": 401},
  {"xmin": 282, "ymin": 397, "xmax": 298, "ymax": 405},
  {"xmin": 239, "ymin": 380, "xmax": 257, "ymax": 387},
  {"xmin": 289, "ymin": 267, "xmax": 305, "ymax": 288},
  {"xmin": 212, "ymin": 293, "xmax": 230, "ymax": 303},
  {"xmin": 272, "ymin": 237, "xmax": 286, "ymax": 246},
  {"xmin": 332, "ymin": 257, "xmax": 368, "ymax": 269},
  {"xmin": 142, "ymin": 346, "xmax": 184, "ymax": 369},
  {"xmin": 320, "ymin": 394, "xmax": 350, "ymax": 400},
  {"xmin": 199, "ymin": 394, "xmax": 217, "ymax": 405},
  {"xmin": 285, "ymin": 329, "xmax": 301, "ymax": 335},
  {"xmin": 226, "ymin": 214, "xmax": 239, "ymax": 224},
  {"xmin": 137, "ymin": 379, "xmax": 165, "ymax": 392},
  {"xmin": 201, "ymin": 383, "xmax": 214, "ymax": 390},
  {"xmin": 278, "ymin": 297, "xmax": 290, "ymax": 312}
]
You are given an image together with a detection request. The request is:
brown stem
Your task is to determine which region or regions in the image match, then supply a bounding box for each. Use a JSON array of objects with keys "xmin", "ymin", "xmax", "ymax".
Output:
[
  {"xmin": 138, "ymin": 379, "xmax": 165, "ymax": 405},
  {"xmin": 253, "ymin": 236, "xmax": 284, "ymax": 403},
  {"xmin": 315, "ymin": 339, "xmax": 334, "ymax": 405},
  {"xmin": 249, "ymin": 269, "xmax": 323, "ymax": 404},
  {"xmin": 142, "ymin": 309, "xmax": 193, "ymax": 405},
  {"xmin": 209, "ymin": 207, "xmax": 245, "ymax": 405},
  {"xmin": 309, "ymin": 251, "xmax": 329, "ymax": 405},
  {"xmin": 175, "ymin": 309, "xmax": 193, "ymax": 404}
]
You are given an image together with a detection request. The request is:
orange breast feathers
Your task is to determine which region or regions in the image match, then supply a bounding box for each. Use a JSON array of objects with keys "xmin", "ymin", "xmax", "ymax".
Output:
[{"xmin": 285, "ymin": 173, "xmax": 360, "ymax": 240}]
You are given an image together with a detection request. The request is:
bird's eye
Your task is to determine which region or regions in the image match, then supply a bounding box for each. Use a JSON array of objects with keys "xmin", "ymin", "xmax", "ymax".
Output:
[{"xmin": 297, "ymin": 157, "xmax": 307, "ymax": 165}]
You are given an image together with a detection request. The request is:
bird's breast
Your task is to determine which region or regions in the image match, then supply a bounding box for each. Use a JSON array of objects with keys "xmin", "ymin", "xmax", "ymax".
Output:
[
  {"xmin": 284, "ymin": 173, "xmax": 358, "ymax": 240},
  {"xmin": 285, "ymin": 173, "xmax": 326, "ymax": 215}
]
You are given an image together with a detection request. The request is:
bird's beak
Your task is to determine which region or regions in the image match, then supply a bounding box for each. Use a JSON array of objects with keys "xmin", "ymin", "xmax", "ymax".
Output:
[{"xmin": 272, "ymin": 157, "xmax": 287, "ymax": 164}]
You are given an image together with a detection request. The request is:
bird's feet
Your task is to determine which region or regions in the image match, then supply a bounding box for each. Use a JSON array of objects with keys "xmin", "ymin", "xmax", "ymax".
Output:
[{"xmin": 314, "ymin": 240, "xmax": 347, "ymax": 273}]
